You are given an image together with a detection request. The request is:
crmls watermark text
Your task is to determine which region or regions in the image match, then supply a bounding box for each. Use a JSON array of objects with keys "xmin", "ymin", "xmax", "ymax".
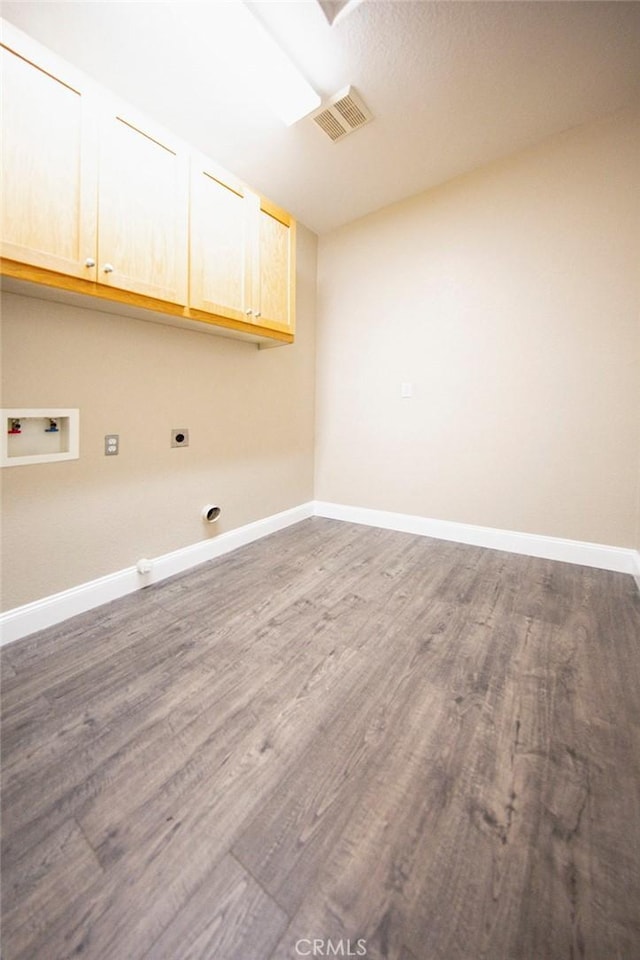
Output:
[{"xmin": 295, "ymin": 939, "xmax": 367, "ymax": 957}]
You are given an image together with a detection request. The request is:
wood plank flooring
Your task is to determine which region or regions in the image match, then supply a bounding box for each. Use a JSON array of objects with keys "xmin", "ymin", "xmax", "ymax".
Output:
[{"xmin": 1, "ymin": 517, "xmax": 639, "ymax": 960}]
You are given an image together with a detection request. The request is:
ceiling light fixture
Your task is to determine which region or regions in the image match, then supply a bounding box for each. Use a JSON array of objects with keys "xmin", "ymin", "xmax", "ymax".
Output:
[{"xmin": 218, "ymin": 0, "xmax": 321, "ymax": 126}]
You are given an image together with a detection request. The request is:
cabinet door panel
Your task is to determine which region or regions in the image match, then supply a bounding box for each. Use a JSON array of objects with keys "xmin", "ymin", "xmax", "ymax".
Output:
[
  {"xmin": 257, "ymin": 203, "xmax": 295, "ymax": 332},
  {"xmin": 190, "ymin": 161, "xmax": 251, "ymax": 321},
  {"xmin": 98, "ymin": 113, "xmax": 188, "ymax": 304},
  {"xmin": 0, "ymin": 43, "xmax": 97, "ymax": 278}
]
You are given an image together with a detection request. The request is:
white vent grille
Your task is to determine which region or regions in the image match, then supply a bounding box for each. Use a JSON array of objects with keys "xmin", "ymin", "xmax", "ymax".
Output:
[
  {"xmin": 311, "ymin": 86, "xmax": 372, "ymax": 142},
  {"xmin": 315, "ymin": 110, "xmax": 347, "ymax": 141}
]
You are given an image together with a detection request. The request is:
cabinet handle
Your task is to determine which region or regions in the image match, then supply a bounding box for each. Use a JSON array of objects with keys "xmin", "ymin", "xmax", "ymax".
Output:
[
  {"xmin": 254, "ymin": 311, "xmax": 261, "ymax": 318},
  {"xmin": 245, "ymin": 308, "xmax": 253, "ymax": 316},
  {"xmin": 84, "ymin": 257, "xmax": 96, "ymax": 268},
  {"xmin": 103, "ymin": 263, "xmax": 114, "ymax": 274}
]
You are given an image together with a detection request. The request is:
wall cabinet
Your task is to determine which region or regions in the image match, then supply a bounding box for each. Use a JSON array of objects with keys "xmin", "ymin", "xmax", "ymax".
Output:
[
  {"xmin": 190, "ymin": 157, "xmax": 295, "ymax": 334},
  {"xmin": 0, "ymin": 20, "xmax": 294, "ymax": 345}
]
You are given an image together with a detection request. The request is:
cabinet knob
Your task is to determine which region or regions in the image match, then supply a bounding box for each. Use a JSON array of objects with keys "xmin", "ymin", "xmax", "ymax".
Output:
[
  {"xmin": 245, "ymin": 308, "xmax": 253, "ymax": 316},
  {"xmin": 84, "ymin": 257, "xmax": 96, "ymax": 268},
  {"xmin": 103, "ymin": 263, "xmax": 114, "ymax": 274},
  {"xmin": 254, "ymin": 311, "xmax": 261, "ymax": 318}
]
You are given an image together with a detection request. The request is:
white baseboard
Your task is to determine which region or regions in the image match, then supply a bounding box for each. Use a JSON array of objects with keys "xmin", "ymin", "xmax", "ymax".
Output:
[
  {"xmin": 313, "ymin": 501, "xmax": 639, "ymax": 578},
  {"xmin": 2, "ymin": 499, "xmax": 637, "ymax": 646},
  {"xmin": 633, "ymin": 550, "xmax": 640, "ymax": 592},
  {"xmin": 0, "ymin": 502, "xmax": 314, "ymax": 646}
]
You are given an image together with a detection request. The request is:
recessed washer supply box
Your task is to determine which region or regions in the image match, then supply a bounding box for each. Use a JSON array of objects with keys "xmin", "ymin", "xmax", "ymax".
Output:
[{"xmin": 1, "ymin": 409, "xmax": 80, "ymax": 467}]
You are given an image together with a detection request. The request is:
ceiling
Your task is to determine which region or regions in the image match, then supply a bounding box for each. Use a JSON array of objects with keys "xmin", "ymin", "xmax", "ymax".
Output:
[{"xmin": 2, "ymin": 1, "xmax": 640, "ymax": 235}]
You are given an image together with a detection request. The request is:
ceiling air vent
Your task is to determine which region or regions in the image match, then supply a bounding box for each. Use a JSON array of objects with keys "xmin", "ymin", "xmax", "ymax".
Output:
[{"xmin": 311, "ymin": 86, "xmax": 372, "ymax": 142}]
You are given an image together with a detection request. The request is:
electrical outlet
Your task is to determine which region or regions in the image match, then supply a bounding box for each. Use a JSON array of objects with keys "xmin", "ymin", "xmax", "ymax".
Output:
[
  {"xmin": 105, "ymin": 434, "xmax": 119, "ymax": 456},
  {"xmin": 171, "ymin": 428, "xmax": 189, "ymax": 448}
]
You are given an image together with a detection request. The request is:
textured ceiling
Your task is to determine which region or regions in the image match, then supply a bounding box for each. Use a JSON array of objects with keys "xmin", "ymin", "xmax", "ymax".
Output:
[{"xmin": 2, "ymin": 1, "xmax": 640, "ymax": 234}]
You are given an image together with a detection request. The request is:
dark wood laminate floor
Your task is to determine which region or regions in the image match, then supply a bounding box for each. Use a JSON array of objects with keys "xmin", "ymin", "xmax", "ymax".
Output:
[{"xmin": 1, "ymin": 518, "xmax": 639, "ymax": 960}]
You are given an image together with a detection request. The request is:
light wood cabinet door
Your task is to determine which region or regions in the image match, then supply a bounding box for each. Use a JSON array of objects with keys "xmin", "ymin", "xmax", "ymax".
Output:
[
  {"xmin": 97, "ymin": 108, "xmax": 188, "ymax": 304},
  {"xmin": 189, "ymin": 158, "xmax": 252, "ymax": 321},
  {"xmin": 256, "ymin": 200, "xmax": 296, "ymax": 333},
  {"xmin": 0, "ymin": 34, "xmax": 98, "ymax": 279}
]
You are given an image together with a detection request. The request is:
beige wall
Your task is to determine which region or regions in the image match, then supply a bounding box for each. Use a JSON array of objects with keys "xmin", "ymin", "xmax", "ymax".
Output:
[
  {"xmin": 1, "ymin": 226, "xmax": 317, "ymax": 610},
  {"xmin": 315, "ymin": 109, "xmax": 640, "ymax": 549}
]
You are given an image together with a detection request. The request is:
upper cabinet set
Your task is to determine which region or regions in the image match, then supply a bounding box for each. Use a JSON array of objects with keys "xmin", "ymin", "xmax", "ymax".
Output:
[{"xmin": 0, "ymin": 22, "xmax": 296, "ymax": 344}]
